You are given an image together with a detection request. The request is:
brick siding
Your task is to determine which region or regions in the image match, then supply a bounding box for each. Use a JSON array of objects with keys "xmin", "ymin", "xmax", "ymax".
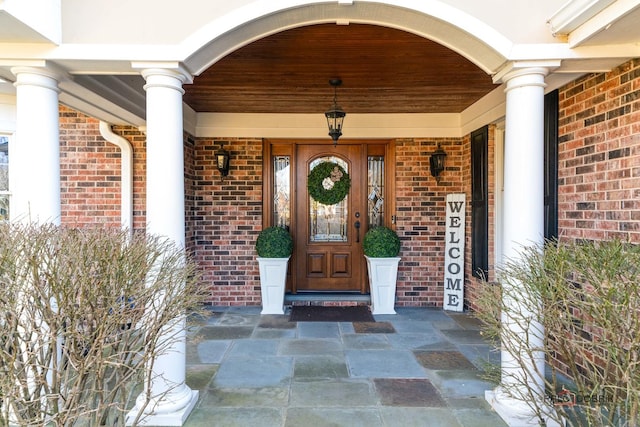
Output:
[
  {"xmin": 57, "ymin": 57, "xmax": 640, "ymax": 308},
  {"xmin": 558, "ymin": 58, "xmax": 640, "ymax": 243},
  {"xmin": 187, "ymin": 138, "xmax": 263, "ymax": 306},
  {"xmin": 60, "ymin": 106, "xmax": 147, "ymax": 230},
  {"xmin": 59, "ymin": 118, "xmax": 475, "ymax": 308},
  {"xmin": 394, "ymin": 137, "xmax": 470, "ymax": 307}
]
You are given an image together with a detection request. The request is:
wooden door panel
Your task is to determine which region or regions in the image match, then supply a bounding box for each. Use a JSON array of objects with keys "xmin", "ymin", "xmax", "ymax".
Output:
[
  {"xmin": 307, "ymin": 253, "xmax": 326, "ymax": 277},
  {"xmin": 332, "ymin": 253, "xmax": 350, "ymax": 276},
  {"xmin": 295, "ymin": 144, "xmax": 364, "ymax": 292}
]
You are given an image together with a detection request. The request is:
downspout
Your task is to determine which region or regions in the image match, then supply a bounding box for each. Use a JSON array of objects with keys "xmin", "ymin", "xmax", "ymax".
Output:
[{"xmin": 99, "ymin": 121, "xmax": 133, "ymax": 234}]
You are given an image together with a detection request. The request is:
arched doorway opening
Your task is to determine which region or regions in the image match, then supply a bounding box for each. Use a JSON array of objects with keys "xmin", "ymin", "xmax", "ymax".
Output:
[{"xmin": 182, "ymin": 20, "xmax": 500, "ymax": 299}]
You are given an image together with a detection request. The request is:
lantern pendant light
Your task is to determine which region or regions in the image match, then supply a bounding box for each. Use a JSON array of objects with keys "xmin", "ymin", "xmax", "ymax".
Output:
[{"xmin": 324, "ymin": 78, "xmax": 346, "ymax": 146}]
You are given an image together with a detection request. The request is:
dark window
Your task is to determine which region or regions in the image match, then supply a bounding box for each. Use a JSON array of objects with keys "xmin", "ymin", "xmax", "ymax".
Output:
[
  {"xmin": 471, "ymin": 126, "xmax": 488, "ymax": 279},
  {"xmin": 544, "ymin": 90, "xmax": 559, "ymax": 240}
]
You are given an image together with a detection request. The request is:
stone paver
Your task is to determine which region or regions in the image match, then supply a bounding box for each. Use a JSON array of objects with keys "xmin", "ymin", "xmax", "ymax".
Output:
[
  {"xmin": 196, "ymin": 340, "xmax": 230, "ymax": 363},
  {"xmin": 213, "ymin": 355, "xmax": 293, "ymax": 388},
  {"xmin": 183, "ymin": 306, "xmax": 508, "ymax": 427},
  {"xmin": 293, "ymin": 355, "xmax": 350, "ymax": 379},
  {"xmin": 374, "ymin": 378, "xmax": 446, "ymax": 407},
  {"xmin": 346, "ymin": 349, "xmax": 428, "ymax": 378},
  {"xmin": 285, "ymin": 408, "xmax": 383, "ymax": 427},
  {"xmin": 289, "ymin": 379, "xmax": 377, "ymax": 407}
]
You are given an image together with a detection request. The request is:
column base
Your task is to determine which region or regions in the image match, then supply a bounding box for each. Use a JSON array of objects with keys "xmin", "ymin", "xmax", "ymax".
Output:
[
  {"xmin": 486, "ymin": 388, "xmax": 563, "ymax": 427},
  {"xmin": 126, "ymin": 389, "xmax": 199, "ymax": 426}
]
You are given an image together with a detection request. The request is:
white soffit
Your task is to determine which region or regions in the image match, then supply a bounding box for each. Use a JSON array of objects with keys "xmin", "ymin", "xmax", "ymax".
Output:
[
  {"xmin": 568, "ymin": 0, "xmax": 640, "ymax": 47},
  {"xmin": 547, "ymin": 0, "xmax": 640, "ymax": 48},
  {"xmin": 0, "ymin": 12, "xmax": 51, "ymax": 43},
  {"xmin": 547, "ymin": 0, "xmax": 617, "ymax": 36},
  {"xmin": 0, "ymin": 0, "xmax": 61, "ymax": 44}
]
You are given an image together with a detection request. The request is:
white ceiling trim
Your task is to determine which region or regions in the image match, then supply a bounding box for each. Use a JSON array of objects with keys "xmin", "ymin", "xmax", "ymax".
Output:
[{"xmin": 195, "ymin": 112, "xmax": 464, "ymax": 139}]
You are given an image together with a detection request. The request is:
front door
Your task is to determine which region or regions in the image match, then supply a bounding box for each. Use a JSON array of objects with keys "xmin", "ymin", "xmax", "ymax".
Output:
[{"xmin": 294, "ymin": 144, "xmax": 366, "ymax": 292}]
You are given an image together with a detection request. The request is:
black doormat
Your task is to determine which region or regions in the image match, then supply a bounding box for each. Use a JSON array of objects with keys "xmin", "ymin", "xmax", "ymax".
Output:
[{"xmin": 289, "ymin": 305, "xmax": 375, "ymax": 322}]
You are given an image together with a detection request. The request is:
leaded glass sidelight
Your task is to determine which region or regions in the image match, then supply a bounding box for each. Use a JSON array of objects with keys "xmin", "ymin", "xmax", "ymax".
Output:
[
  {"xmin": 273, "ymin": 156, "xmax": 290, "ymax": 228},
  {"xmin": 367, "ymin": 156, "xmax": 384, "ymax": 228},
  {"xmin": 309, "ymin": 156, "xmax": 348, "ymax": 242}
]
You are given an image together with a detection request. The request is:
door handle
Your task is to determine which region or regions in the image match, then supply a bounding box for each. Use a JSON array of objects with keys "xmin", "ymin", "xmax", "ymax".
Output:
[{"xmin": 354, "ymin": 220, "xmax": 361, "ymax": 243}]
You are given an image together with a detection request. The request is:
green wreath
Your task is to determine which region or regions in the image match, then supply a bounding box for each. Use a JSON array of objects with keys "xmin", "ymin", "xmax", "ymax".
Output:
[{"xmin": 307, "ymin": 161, "xmax": 351, "ymax": 205}]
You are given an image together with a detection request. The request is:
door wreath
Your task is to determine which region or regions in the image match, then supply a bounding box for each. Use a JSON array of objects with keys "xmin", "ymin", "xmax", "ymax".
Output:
[{"xmin": 307, "ymin": 161, "xmax": 351, "ymax": 205}]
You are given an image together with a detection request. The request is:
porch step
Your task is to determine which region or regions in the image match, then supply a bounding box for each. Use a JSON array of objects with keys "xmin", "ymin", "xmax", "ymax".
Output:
[{"xmin": 285, "ymin": 292, "xmax": 371, "ymax": 306}]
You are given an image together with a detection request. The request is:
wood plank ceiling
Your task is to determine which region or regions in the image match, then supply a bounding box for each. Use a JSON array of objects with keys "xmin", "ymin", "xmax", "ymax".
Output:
[{"xmin": 183, "ymin": 24, "xmax": 499, "ymax": 114}]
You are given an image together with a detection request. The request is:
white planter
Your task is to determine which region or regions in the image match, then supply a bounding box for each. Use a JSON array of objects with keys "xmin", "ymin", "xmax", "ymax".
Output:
[
  {"xmin": 257, "ymin": 256, "xmax": 290, "ymax": 315},
  {"xmin": 365, "ymin": 255, "xmax": 401, "ymax": 315}
]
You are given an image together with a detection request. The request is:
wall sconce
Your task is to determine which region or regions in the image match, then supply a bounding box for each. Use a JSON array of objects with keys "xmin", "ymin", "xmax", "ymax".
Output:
[
  {"xmin": 429, "ymin": 143, "xmax": 447, "ymax": 182},
  {"xmin": 216, "ymin": 148, "xmax": 230, "ymax": 177},
  {"xmin": 325, "ymin": 78, "xmax": 346, "ymax": 146}
]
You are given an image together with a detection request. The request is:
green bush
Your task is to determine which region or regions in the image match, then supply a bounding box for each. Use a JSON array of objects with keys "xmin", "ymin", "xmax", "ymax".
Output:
[
  {"xmin": 0, "ymin": 223, "xmax": 206, "ymax": 427},
  {"xmin": 475, "ymin": 239, "xmax": 640, "ymax": 427},
  {"xmin": 363, "ymin": 226, "xmax": 400, "ymax": 257},
  {"xmin": 255, "ymin": 226, "xmax": 293, "ymax": 258}
]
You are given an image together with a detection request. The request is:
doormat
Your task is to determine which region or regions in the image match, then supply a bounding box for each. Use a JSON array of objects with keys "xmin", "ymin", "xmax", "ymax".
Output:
[{"xmin": 289, "ymin": 305, "xmax": 375, "ymax": 322}]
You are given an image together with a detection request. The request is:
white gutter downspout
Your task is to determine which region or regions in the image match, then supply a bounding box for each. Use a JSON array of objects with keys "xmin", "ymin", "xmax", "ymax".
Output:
[{"xmin": 99, "ymin": 121, "xmax": 133, "ymax": 234}]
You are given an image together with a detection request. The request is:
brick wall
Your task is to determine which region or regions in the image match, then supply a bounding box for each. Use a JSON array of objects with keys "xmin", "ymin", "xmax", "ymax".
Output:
[
  {"xmin": 188, "ymin": 138, "xmax": 263, "ymax": 306},
  {"xmin": 59, "ymin": 106, "xmax": 146, "ymax": 230},
  {"xmin": 558, "ymin": 58, "xmax": 640, "ymax": 243},
  {"xmin": 394, "ymin": 137, "xmax": 469, "ymax": 307},
  {"xmin": 60, "ymin": 108, "xmax": 117, "ymax": 226},
  {"xmin": 59, "ymin": 110, "xmax": 265, "ymax": 306},
  {"xmin": 57, "ymin": 54, "xmax": 640, "ymax": 309},
  {"xmin": 58, "ymin": 108, "xmax": 485, "ymax": 309},
  {"xmin": 60, "ymin": 106, "xmax": 119, "ymax": 226}
]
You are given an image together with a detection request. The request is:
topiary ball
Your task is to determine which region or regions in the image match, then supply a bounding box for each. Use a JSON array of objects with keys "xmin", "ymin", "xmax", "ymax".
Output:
[
  {"xmin": 255, "ymin": 226, "xmax": 293, "ymax": 258},
  {"xmin": 363, "ymin": 226, "xmax": 401, "ymax": 258}
]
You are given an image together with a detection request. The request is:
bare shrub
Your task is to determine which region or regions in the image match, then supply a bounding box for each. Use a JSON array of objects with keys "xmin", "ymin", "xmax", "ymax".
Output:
[
  {"xmin": 0, "ymin": 223, "xmax": 206, "ymax": 426},
  {"xmin": 476, "ymin": 239, "xmax": 640, "ymax": 427}
]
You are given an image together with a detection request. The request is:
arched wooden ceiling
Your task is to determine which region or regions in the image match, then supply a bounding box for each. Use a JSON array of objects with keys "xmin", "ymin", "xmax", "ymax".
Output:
[{"xmin": 183, "ymin": 24, "xmax": 499, "ymax": 114}]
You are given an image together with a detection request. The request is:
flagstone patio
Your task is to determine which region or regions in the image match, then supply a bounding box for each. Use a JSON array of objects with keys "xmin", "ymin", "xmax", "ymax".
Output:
[{"xmin": 181, "ymin": 306, "xmax": 507, "ymax": 427}]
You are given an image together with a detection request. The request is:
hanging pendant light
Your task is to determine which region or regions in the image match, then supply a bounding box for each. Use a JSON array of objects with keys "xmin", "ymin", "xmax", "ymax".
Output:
[{"xmin": 324, "ymin": 78, "xmax": 346, "ymax": 146}]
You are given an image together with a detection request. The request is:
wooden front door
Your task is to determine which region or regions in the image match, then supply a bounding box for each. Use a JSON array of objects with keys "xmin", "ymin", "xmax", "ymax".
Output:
[{"xmin": 294, "ymin": 144, "xmax": 366, "ymax": 292}]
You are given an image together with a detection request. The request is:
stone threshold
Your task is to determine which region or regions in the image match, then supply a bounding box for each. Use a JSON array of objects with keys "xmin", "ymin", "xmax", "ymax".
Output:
[{"xmin": 285, "ymin": 292, "xmax": 371, "ymax": 306}]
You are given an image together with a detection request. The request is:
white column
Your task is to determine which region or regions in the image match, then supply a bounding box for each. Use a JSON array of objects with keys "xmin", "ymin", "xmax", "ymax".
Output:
[
  {"xmin": 485, "ymin": 67, "xmax": 555, "ymax": 427},
  {"xmin": 143, "ymin": 68, "xmax": 189, "ymax": 244},
  {"xmin": 127, "ymin": 67, "xmax": 198, "ymax": 426},
  {"xmin": 10, "ymin": 67, "xmax": 61, "ymax": 224}
]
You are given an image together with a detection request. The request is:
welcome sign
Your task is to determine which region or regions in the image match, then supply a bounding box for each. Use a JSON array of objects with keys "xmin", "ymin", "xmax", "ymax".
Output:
[{"xmin": 443, "ymin": 193, "xmax": 466, "ymax": 312}]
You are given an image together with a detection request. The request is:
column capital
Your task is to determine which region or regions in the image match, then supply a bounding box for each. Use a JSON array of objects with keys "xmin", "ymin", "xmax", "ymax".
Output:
[
  {"xmin": 11, "ymin": 64, "xmax": 61, "ymax": 224},
  {"xmin": 11, "ymin": 65, "xmax": 63, "ymax": 93},
  {"xmin": 492, "ymin": 60, "xmax": 561, "ymax": 86},
  {"xmin": 133, "ymin": 62, "xmax": 193, "ymax": 85}
]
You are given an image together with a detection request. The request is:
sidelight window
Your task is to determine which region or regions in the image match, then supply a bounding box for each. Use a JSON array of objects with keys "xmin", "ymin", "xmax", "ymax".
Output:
[
  {"xmin": 273, "ymin": 155, "xmax": 290, "ymax": 229},
  {"xmin": 367, "ymin": 155, "xmax": 384, "ymax": 228}
]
